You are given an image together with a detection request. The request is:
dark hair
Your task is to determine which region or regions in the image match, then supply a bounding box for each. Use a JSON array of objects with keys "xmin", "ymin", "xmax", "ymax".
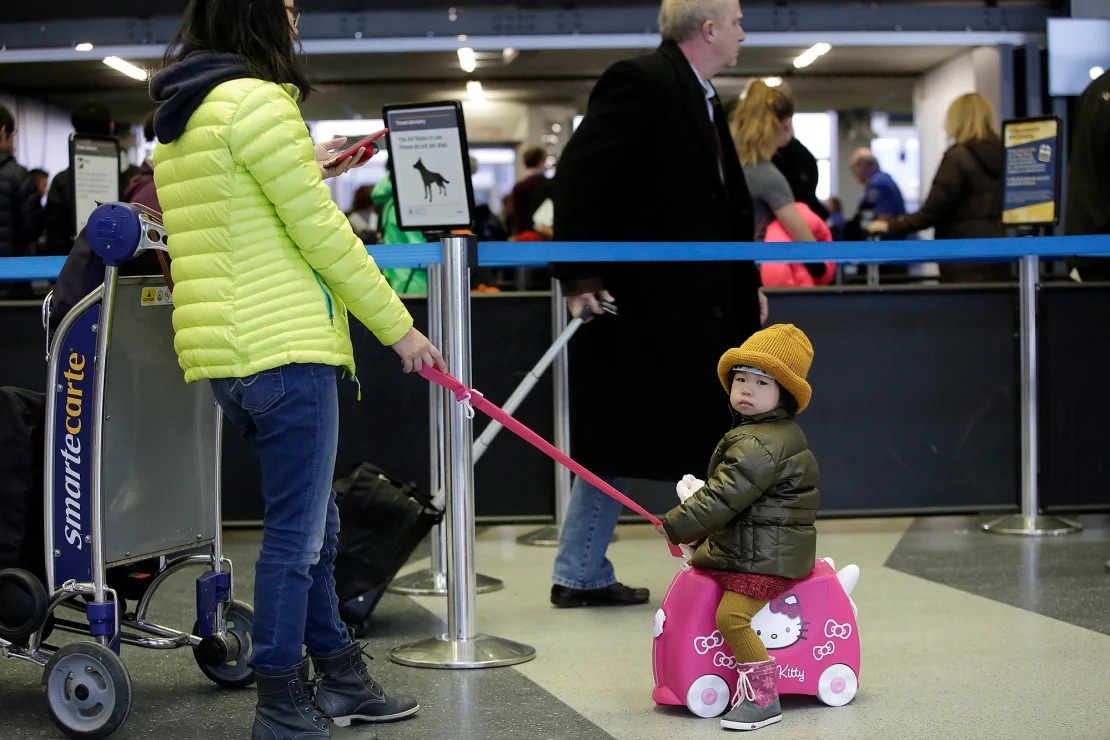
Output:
[
  {"xmin": 71, "ymin": 101, "xmax": 113, "ymax": 136},
  {"xmin": 30, "ymin": 168, "xmax": 49, "ymax": 180},
  {"xmin": 779, "ymin": 386, "xmax": 799, "ymax": 415},
  {"xmin": 522, "ymin": 146, "xmax": 545, "ymax": 169},
  {"xmin": 163, "ymin": 0, "xmax": 313, "ymax": 99},
  {"xmin": 0, "ymin": 105, "xmax": 13, "ymax": 135},
  {"xmin": 348, "ymin": 185, "xmax": 374, "ymax": 213},
  {"xmin": 143, "ymin": 110, "xmax": 157, "ymax": 142}
]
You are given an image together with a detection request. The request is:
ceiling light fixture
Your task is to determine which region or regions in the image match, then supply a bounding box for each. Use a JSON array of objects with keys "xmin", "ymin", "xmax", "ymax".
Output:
[
  {"xmin": 466, "ymin": 80, "xmax": 485, "ymax": 98},
  {"xmin": 793, "ymin": 42, "xmax": 831, "ymax": 69},
  {"xmin": 1091, "ymin": 66, "xmax": 1105, "ymax": 80},
  {"xmin": 763, "ymin": 76, "xmax": 783, "ymax": 87},
  {"xmin": 502, "ymin": 47, "xmax": 518, "ymax": 65},
  {"xmin": 75, "ymin": 42, "xmax": 94, "ymax": 52},
  {"xmin": 103, "ymin": 56, "xmax": 148, "ymax": 81},
  {"xmin": 457, "ymin": 47, "xmax": 476, "ymax": 73}
]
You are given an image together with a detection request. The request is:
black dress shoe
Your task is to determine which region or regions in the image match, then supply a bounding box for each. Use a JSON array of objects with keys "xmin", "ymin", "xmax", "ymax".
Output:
[{"xmin": 550, "ymin": 583, "xmax": 650, "ymax": 608}]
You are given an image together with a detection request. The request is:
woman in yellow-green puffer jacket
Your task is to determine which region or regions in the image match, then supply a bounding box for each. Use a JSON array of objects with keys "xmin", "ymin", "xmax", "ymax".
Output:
[{"xmin": 150, "ymin": 2, "xmax": 441, "ymax": 737}]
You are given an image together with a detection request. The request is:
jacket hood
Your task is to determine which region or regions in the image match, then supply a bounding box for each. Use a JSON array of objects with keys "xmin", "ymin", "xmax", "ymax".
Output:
[
  {"xmin": 150, "ymin": 52, "xmax": 251, "ymax": 144},
  {"xmin": 370, "ymin": 175, "xmax": 394, "ymax": 204},
  {"xmin": 961, "ymin": 138, "xmax": 1004, "ymax": 179}
]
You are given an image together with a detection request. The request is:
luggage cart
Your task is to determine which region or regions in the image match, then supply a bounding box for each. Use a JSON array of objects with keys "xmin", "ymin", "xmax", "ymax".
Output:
[{"xmin": 0, "ymin": 203, "xmax": 254, "ymax": 739}]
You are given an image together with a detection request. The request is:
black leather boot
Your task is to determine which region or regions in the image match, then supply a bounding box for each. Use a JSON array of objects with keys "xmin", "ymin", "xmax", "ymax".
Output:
[
  {"xmin": 311, "ymin": 642, "xmax": 420, "ymax": 726},
  {"xmin": 252, "ymin": 658, "xmax": 377, "ymax": 739}
]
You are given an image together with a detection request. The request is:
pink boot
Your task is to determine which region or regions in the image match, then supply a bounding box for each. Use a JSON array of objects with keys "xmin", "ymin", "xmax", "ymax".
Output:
[{"xmin": 720, "ymin": 658, "xmax": 782, "ymax": 731}]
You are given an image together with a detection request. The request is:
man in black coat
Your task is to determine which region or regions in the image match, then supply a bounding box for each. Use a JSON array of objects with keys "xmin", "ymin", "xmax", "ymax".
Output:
[
  {"xmin": 0, "ymin": 106, "xmax": 44, "ymax": 259},
  {"xmin": 1066, "ymin": 68, "xmax": 1110, "ymax": 280},
  {"xmin": 549, "ymin": 0, "xmax": 763, "ymax": 608}
]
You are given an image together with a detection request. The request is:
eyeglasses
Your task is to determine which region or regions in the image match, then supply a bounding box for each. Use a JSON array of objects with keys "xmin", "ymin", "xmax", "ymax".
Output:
[{"xmin": 286, "ymin": 5, "xmax": 302, "ymax": 28}]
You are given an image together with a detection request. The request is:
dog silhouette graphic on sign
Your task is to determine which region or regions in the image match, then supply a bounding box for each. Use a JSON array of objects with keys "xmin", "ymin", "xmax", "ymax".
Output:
[{"xmin": 413, "ymin": 158, "xmax": 450, "ymax": 201}]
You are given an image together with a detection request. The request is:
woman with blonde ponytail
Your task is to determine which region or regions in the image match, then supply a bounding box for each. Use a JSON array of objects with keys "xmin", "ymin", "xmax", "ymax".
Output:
[{"xmin": 730, "ymin": 80, "xmax": 833, "ymax": 286}]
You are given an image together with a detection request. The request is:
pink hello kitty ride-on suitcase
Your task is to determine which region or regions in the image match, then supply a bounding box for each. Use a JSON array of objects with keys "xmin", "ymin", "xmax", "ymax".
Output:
[{"xmin": 651, "ymin": 557, "xmax": 861, "ymax": 717}]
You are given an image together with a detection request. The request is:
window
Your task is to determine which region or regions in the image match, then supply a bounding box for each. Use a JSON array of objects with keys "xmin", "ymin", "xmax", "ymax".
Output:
[{"xmin": 792, "ymin": 112, "xmax": 836, "ymax": 201}]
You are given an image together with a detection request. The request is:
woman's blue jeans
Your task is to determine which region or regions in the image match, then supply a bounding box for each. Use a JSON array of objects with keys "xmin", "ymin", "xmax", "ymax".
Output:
[
  {"xmin": 551, "ymin": 475, "xmax": 631, "ymax": 590},
  {"xmin": 210, "ymin": 363, "xmax": 352, "ymax": 672}
]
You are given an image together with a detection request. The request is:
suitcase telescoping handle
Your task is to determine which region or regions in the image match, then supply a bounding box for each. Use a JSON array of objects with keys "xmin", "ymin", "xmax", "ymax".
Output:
[
  {"xmin": 420, "ymin": 364, "xmax": 685, "ymax": 560},
  {"xmin": 431, "ymin": 300, "xmax": 617, "ymax": 509}
]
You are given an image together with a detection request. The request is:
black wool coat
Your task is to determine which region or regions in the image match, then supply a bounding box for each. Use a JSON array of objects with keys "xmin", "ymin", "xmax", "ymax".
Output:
[{"xmin": 552, "ymin": 41, "xmax": 762, "ymax": 482}]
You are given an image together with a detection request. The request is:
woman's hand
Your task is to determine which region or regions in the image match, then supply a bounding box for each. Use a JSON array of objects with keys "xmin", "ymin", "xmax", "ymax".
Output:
[
  {"xmin": 316, "ymin": 137, "xmax": 369, "ymax": 180},
  {"xmin": 390, "ymin": 327, "xmax": 446, "ymax": 373},
  {"xmin": 865, "ymin": 220, "xmax": 890, "ymax": 234}
]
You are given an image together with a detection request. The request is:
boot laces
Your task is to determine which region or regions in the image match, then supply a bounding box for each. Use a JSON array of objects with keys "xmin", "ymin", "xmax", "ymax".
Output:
[
  {"xmin": 353, "ymin": 643, "xmax": 384, "ymax": 692},
  {"xmin": 294, "ymin": 681, "xmax": 327, "ymax": 728},
  {"xmin": 731, "ymin": 666, "xmax": 757, "ymax": 709}
]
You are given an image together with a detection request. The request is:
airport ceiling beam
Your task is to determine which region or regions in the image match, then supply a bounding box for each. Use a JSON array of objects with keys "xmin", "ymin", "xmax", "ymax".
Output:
[{"xmin": 0, "ymin": 3, "xmax": 1053, "ymax": 61}]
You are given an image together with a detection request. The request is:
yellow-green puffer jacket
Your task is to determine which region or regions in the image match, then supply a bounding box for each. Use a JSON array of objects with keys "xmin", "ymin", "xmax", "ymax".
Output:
[{"xmin": 153, "ymin": 78, "xmax": 412, "ymax": 383}]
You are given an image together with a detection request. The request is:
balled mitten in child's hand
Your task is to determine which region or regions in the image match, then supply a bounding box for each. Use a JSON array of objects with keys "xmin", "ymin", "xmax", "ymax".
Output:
[
  {"xmin": 675, "ymin": 474, "xmax": 705, "ymax": 503},
  {"xmin": 670, "ymin": 474, "xmax": 705, "ymax": 503}
]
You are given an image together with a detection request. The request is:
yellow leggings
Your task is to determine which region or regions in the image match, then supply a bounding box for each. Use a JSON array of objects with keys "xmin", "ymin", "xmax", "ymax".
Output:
[{"xmin": 716, "ymin": 591, "xmax": 770, "ymax": 664}]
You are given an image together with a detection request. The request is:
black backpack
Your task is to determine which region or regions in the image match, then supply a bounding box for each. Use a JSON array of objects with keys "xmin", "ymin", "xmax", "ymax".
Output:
[{"xmin": 332, "ymin": 463, "xmax": 443, "ymax": 636}]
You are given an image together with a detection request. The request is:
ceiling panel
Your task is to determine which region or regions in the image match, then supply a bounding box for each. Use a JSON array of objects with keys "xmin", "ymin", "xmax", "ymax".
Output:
[{"xmin": 0, "ymin": 42, "xmax": 965, "ymax": 126}]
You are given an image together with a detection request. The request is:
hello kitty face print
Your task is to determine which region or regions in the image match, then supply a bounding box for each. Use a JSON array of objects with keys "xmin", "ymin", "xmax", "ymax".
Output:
[{"xmin": 752, "ymin": 594, "xmax": 808, "ymax": 650}]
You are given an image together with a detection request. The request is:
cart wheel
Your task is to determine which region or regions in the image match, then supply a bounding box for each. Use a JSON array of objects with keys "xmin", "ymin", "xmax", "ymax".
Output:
[
  {"xmin": 685, "ymin": 674, "xmax": 732, "ymax": 718},
  {"xmin": 192, "ymin": 600, "xmax": 256, "ymax": 689},
  {"xmin": 817, "ymin": 663, "xmax": 858, "ymax": 707},
  {"xmin": 0, "ymin": 568, "xmax": 49, "ymax": 643},
  {"xmin": 42, "ymin": 642, "xmax": 132, "ymax": 739}
]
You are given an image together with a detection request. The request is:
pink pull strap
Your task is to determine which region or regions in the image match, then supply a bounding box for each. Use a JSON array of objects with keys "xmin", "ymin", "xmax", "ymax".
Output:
[{"xmin": 420, "ymin": 365, "xmax": 683, "ymax": 559}]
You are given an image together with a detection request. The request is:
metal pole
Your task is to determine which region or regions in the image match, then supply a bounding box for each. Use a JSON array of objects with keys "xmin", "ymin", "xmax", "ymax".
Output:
[
  {"xmin": 390, "ymin": 235, "xmax": 534, "ymax": 669},
  {"xmin": 87, "ymin": 266, "xmax": 118, "ymax": 643},
  {"xmin": 390, "ymin": 262, "xmax": 502, "ymax": 596},
  {"xmin": 983, "ymin": 255, "xmax": 1080, "ymax": 536},
  {"xmin": 517, "ymin": 280, "xmax": 572, "ymax": 546}
]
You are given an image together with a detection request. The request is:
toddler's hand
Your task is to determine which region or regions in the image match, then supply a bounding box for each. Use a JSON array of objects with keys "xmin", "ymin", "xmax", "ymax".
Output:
[{"xmin": 676, "ymin": 474, "xmax": 699, "ymax": 502}]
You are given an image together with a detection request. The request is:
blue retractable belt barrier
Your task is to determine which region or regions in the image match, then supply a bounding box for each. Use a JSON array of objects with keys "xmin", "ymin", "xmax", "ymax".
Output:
[{"xmin": 5, "ymin": 235, "xmax": 1110, "ymax": 281}]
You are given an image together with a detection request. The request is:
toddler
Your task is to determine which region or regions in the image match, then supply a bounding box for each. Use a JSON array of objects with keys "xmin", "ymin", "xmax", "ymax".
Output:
[{"xmin": 660, "ymin": 324, "xmax": 819, "ymax": 732}]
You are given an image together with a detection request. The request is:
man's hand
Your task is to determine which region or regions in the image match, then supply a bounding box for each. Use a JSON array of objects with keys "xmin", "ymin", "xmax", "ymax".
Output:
[
  {"xmin": 758, "ymin": 289, "xmax": 769, "ymax": 325},
  {"xmin": 865, "ymin": 220, "xmax": 890, "ymax": 234},
  {"xmin": 390, "ymin": 327, "xmax": 446, "ymax": 373},
  {"xmin": 316, "ymin": 137, "xmax": 370, "ymax": 180},
  {"xmin": 567, "ymin": 289, "xmax": 615, "ymax": 321}
]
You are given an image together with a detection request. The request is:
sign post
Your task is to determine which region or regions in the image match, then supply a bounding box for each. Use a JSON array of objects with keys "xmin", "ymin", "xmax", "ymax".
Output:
[{"xmin": 984, "ymin": 116, "xmax": 1080, "ymax": 537}]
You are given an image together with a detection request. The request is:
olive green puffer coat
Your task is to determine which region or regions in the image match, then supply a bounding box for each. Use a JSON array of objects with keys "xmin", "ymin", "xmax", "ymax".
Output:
[{"xmin": 661, "ymin": 408, "xmax": 819, "ymax": 579}]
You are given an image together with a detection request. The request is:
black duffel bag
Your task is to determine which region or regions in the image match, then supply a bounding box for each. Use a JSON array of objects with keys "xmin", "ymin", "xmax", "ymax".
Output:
[
  {"xmin": 0, "ymin": 387, "xmax": 47, "ymax": 580},
  {"xmin": 332, "ymin": 462, "xmax": 443, "ymax": 636}
]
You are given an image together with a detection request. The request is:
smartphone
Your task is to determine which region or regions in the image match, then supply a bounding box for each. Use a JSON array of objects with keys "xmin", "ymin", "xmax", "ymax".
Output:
[{"xmin": 323, "ymin": 128, "xmax": 388, "ymax": 168}]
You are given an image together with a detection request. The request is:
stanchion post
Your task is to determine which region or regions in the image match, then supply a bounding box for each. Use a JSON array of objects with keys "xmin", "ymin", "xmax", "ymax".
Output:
[
  {"xmin": 983, "ymin": 255, "xmax": 1081, "ymax": 536},
  {"xmin": 516, "ymin": 279, "xmax": 572, "ymax": 547},
  {"xmin": 389, "ymin": 263, "xmax": 502, "ymax": 596},
  {"xmin": 390, "ymin": 235, "xmax": 534, "ymax": 669}
]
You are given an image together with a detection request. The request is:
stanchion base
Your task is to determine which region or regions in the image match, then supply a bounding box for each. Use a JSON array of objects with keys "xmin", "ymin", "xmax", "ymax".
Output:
[
  {"xmin": 389, "ymin": 633, "xmax": 536, "ymax": 669},
  {"xmin": 388, "ymin": 570, "xmax": 503, "ymax": 596},
  {"xmin": 516, "ymin": 524, "xmax": 560, "ymax": 547},
  {"xmin": 981, "ymin": 514, "xmax": 1082, "ymax": 536},
  {"xmin": 514, "ymin": 525, "xmax": 618, "ymax": 548},
  {"xmin": 1104, "ymin": 559, "xmax": 1110, "ymax": 575}
]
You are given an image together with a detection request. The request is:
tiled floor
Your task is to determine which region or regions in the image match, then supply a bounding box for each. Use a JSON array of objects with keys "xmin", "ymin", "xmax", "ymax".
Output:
[{"xmin": 2, "ymin": 516, "xmax": 1109, "ymax": 739}]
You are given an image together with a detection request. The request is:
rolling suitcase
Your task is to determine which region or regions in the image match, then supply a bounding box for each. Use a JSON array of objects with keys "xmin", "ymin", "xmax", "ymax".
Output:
[{"xmin": 332, "ymin": 462, "xmax": 442, "ymax": 636}]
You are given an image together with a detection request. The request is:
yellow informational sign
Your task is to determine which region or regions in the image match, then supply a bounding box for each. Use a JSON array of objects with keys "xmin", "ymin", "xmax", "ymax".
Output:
[
  {"xmin": 1002, "ymin": 117, "xmax": 1060, "ymax": 226},
  {"xmin": 140, "ymin": 286, "xmax": 173, "ymax": 306}
]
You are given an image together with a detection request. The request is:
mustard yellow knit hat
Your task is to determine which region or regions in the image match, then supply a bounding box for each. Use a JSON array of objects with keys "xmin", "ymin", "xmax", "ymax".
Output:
[{"xmin": 717, "ymin": 324, "xmax": 814, "ymax": 413}]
